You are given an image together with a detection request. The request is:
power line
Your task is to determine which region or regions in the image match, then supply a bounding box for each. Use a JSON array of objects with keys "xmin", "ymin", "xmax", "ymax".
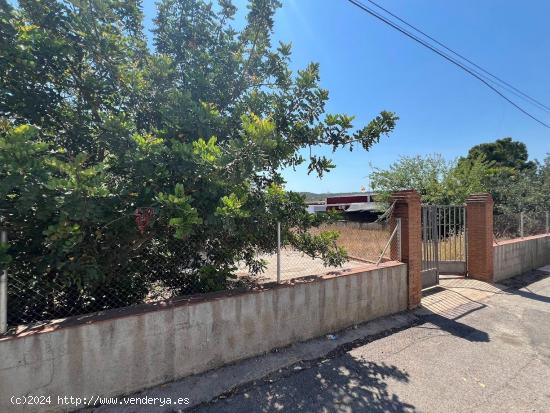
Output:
[
  {"xmin": 346, "ymin": 0, "xmax": 550, "ymax": 127},
  {"xmin": 365, "ymin": 0, "xmax": 550, "ymax": 114},
  {"xmin": 345, "ymin": 0, "xmax": 550, "ymax": 129}
]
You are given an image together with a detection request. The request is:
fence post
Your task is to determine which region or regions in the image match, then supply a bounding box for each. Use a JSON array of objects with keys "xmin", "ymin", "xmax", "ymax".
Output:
[
  {"xmin": 0, "ymin": 229, "xmax": 7, "ymax": 334},
  {"xmin": 466, "ymin": 193, "xmax": 494, "ymax": 282},
  {"xmin": 276, "ymin": 222, "xmax": 281, "ymax": 283},
  {"xmin": 390, "ymin": 190, "xmax": 421, "ymax": 309},
  {"xmin": 520, "ymin": 211, "xmax": 524, "ymax": 238}
]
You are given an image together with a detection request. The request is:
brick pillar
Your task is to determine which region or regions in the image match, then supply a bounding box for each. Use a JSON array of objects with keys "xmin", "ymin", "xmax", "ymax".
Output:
[
  {"xmin": 390, "ymin": 190, "xmax": 422, "ymax": 309},
  {"xmin": 466, "ymin": 193, "xmax": 494, "ymax": 282}
]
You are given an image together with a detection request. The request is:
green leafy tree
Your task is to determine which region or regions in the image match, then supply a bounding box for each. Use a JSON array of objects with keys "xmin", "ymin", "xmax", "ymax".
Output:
[
  {"xmin": 466, "ymin": 137, "xmax": 536, "ymax": 171},
  {"xmin": 369, "ymin": 154, "xmax": 493, "ymax": 204},
  {"xmin": 464, "ymin": 138, "xmax": 548, "ymax": 237},
  {"xmin": 0, "ymin": 0, "xmax": 397, "ymax": 320},
  {"xmin": 443, "ymin": 155, "xmax": 498, "ymax": 203},
  {"xmin": 489, "ymin": 158, "xmax": 550, "ymax": 237},
  {"xmin": 370, "ymin": 154, "xmax": 448, "ymax": 203},
  {"xmin": 489, "ymin": 157, "xmax": 550, "ymax": 214}
]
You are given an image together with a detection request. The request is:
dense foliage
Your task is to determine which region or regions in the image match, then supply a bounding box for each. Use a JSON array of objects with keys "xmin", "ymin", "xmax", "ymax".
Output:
[
  {"xmin": 369, "ymin": 140, "xmax": 550, "ymax": 238},
  {"xmin": 369, "ymin": 154, "xmax": 494, "ymax": 204},
  {"xmin": 466, "ymin": 137, "xmax": 536, "ymax": 171},
  {"xmin": 0, "ymin": 0, "xmax": 397, "ymax": 317},
  {"xmin": 488, "ymin": 158, "xmax": 549, "ymax": 214}
]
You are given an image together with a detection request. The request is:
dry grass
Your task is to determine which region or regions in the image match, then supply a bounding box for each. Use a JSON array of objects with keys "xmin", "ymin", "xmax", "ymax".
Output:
[
  {"xmin": 235, "ymin": 222, "xmax": 392, "ymax": 282},
  {"xmin": 311, "ymin": 223, "xmax": 392, "ymax": 262},
  {"xmin": 439, "ymin": 235, "xmax": 466, "ymax": 260},
  {"xmin": 237, "ymin": 222, "xmax": 468, "ymax": 284},
  {"xmin": 422, "ymin": 233, "xmax": 466, "ymax": 261},
  {"xmin": 235, "ymin": 249, "xmax": 367, "ymax": 283},
  {"xmin": 321, "ymin": 223, "xmax": 468, "ymax": 262},
  {"xmin": 318, "ymin": 223, "xmax": 467, "ymax": 262}
]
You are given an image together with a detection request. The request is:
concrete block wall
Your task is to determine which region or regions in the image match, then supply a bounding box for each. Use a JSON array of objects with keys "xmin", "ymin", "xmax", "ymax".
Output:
[
  {"xmin": 0, "ymin": 262, "xmax": 407, "ymax": 413},
  {"xmin": 493, "ymin": 234, "xmax": 550, "ymax": 282}
]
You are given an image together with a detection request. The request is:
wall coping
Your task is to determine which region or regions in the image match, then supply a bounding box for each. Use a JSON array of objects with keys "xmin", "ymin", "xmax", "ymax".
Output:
[
  {"xmin": 466, "ymin": 193, "xmax": 493, "ymax": 204},
  {"xmin": 391, "ymin": 189, "xmax": 420, "ymax": 202},
  {"xmin": 493, "ymin": 233, "xmax": 549, "ymax": 247},
  {"xmin": 0, "ymin": 260, "xmax": 405, "ymax": 342}
]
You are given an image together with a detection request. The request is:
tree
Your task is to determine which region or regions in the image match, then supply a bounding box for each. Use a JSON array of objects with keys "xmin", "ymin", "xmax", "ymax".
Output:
[
  {"xmin": 443, "ymin": 155, "xmax": 497, "ymax": 203},
  {"xmin": 0, "ymin": 0, "xmax": 397, "ymax": 319},
  {"xmin": 466, "ymin": 137, "xmax": 536, "ymax": 171},
  {"xmin": 488, "ymin": 157, "xmax": 550, "ymax": 238},
  {"xmin": 369, "ymin": 154, "xmax": 448, "ymax": 204},
  {"xmin": 369, "ymin": 154, "xmax": 493, "ymax": 204},
  {"xmin": 488, "ymin": 156, "xmax": 550, "ymax": 213}
]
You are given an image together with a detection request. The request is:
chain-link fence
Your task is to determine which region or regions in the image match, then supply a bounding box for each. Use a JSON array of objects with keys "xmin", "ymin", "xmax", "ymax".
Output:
[
  {"xmin": 1, "ymin": 208, "xmax": 399, "ymax": 333},
  {"xmin": 4, "ymin": 235, "xmax": 250, "ymax": 330},
  {"xmin": 317, "ymin": 221, "xmax": 394, "ymax": 263},
  {"xmin": 1, "ymin": 209, "xmax": 262, "ymax": 331},
  {"xmin": 494, "ymin": 211, "xmax": 549, "ymax": 241},
  {"xmin": 236, "ymin": 218, "xmax": 399, "ymax": 284},
  {"xmin": 289, "ymin": 220, "xmax": 392, "ymax": 281}
]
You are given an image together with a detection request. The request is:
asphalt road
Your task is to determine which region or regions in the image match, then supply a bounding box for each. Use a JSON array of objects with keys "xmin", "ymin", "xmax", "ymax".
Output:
[{"xmin": 193, "ymin": 270, "xmax": 550, "ymax": 413}]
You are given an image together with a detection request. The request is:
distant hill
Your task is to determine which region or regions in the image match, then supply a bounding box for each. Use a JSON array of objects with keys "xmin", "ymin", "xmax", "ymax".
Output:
[{"xmin": 298, "ymin": 192, "xmax": 366, "ymax": 203}]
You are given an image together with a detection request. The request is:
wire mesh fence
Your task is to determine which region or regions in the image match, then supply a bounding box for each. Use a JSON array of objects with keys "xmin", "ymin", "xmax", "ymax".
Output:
[
  {"xmin": 288, "ymin": 220, "xmax": 394, "ymax": 276},
  {"xmin": 494, "ymin": 213, "xmax": 521, "ymax": 240},
  {"xmin": 236, "ymin": 219, "xmax": 397, "ymax": 283},
  {"xmin": 494, "ymin": 211, "xmax": 549, "ymax": 241},
  {"xmin": 2, "ymin": 211, "xmax": 399, "ymax": 332},
  {"xmin": 5, "ymin": 237, "xmax": 244, "ymax": 329},
  {"xmin": 2, "ymin": 210, "xmax": 263, "ymax": 330},
  {"xmin": 522, "ymin": 211, "xmax": 549, "ymax": 237},
  {"xmin": 314, "ymin": 221, "xmax": 394, "ymax": 263}
]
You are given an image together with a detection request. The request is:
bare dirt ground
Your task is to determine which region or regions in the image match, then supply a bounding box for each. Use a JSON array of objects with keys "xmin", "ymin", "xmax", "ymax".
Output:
[
  {"xmin": 236, "ymin": 223, "xmax": 392, "ymax": 283},
  {"xmin": 235, "ymin": 249, "xmax": 370, "ymax": 283}
]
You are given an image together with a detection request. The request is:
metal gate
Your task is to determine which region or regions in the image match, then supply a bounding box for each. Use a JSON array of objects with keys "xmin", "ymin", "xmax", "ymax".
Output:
[{"xmin": 421, "ymin": 205, "xmax": 467, "ymax": 289}]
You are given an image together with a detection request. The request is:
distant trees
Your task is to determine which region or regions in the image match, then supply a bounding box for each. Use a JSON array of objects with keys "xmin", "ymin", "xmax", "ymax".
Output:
[
  {"xmin": 369, "ymin": 154, "xmax": 493, "ymax": 204},
  {"xmin": 466, "ymin": 137, "xmax": 536, "ymax": 170},
  {"xmin": 471, "ymin": 138, "xmax": 549, "ymax": 216},
  {"xmin": 369, "ymin": 138, "xmax": 549, "ymax": 220},
  {"xmin": 489, "ymin": 156, "xmax": 550, "ymax": 215}
]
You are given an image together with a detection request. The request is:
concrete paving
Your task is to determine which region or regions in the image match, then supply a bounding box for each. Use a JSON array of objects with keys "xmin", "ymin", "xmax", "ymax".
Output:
[{"xmin": 194, "ymin": 270, "xmax": 550, "ymax": 413}]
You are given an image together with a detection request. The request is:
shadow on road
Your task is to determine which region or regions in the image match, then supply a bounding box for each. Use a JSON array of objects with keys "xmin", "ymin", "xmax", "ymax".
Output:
[
  {"xmin": 512, "ymin": 288, "xmax": 550, "ymax": 304},
  {"xmin": 196, "ymin": 355, "xmax": 416, "ymax": 413},
  {"xmin": 499, "ymin": 270, "xmax": 550, "ymax": 304},
  {"xmin": 415, "ymin": 312, "xmax": 490, "ymax": 342},
  {"xmin": 419, "ymin": 284, "xmax": 490, "ymax": 342}
]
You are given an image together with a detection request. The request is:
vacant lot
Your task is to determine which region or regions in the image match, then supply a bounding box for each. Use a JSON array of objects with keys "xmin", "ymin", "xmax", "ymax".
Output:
[
  {"xmin": 237, "ymin": 223, "xmax": 392, "ymax": 282},
  {"xmin": 236, "ymin": 249, "xmax": 369, "ymax": 282},
  {"xmin": 236, "ymin": 222, "xmax": 474, "ymax": 283},
  {"xmin": 314, "ymin": 223, "xmax": 391, "ymax": 262}
]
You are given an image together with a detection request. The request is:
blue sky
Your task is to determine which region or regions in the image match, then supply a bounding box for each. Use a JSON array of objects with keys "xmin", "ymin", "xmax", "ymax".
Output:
[{"xmin": 142, "ymin": 0, "xmax": 550, "ymax": 193}]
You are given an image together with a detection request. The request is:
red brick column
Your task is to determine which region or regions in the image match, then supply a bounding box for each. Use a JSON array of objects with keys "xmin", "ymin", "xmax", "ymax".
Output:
[
  {"xmin": 466, "ymin": 193, "xmax": 494, "ymax": 282},
  {"xmin": 390, "ymin": 190, "xmax": 422, "ymax": 309}
]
